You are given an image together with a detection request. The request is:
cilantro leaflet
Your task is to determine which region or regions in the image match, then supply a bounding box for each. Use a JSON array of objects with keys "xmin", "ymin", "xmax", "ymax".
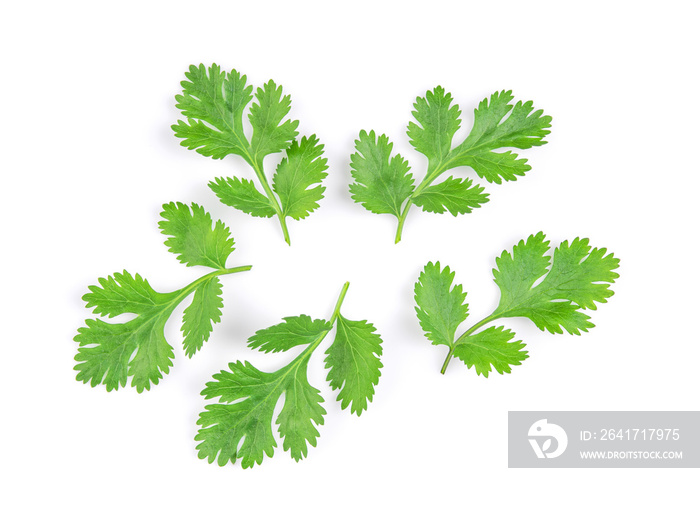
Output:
[
  {"xmin": 195, "ymin": 283, "xmax": 383, "ymax": 468},
  {"xmin": 74, "ymin": 202, "xmax": 252, "ymax": 392},
  {"xmin": 414, "ymin": 233, "xmax": 619, "ymax": 376},
  {"xmin": 173, "ymin": 64, "xmax": 328, "ymax": 245},
  {"xmin": 350, "ymin": 87, "xmax": 551, "ymax": 242}
]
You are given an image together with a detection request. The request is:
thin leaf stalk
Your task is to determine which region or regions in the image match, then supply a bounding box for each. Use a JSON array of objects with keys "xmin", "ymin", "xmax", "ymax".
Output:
[
  {"xmin": 280, "ymin": 281, "xmax": 351, "ymax": 370},
  {"xmin": 394, "ymin": 159, "xmax": 449, "ymax": 244},
  {"xmin": 440, "ymin": 312, "xmax": 501, "ymax": 374},
  {"xmin": 249, "ymin": 158, "xmax": 291, "ymax": 245},
  {"xmin": 175, "ymin": 265, "xmax": 253, "ymax": 305}
]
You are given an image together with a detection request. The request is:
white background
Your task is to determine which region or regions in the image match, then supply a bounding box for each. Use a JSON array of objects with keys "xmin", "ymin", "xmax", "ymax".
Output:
[{"xmin": 2, "ymin": 0, "xmax": 699, "ymax": 523}]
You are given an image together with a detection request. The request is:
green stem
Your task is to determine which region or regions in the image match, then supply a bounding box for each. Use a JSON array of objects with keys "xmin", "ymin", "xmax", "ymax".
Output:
[
  {"xmin": 394, "ymin": 160, "xmax": 448, "ymax": 244},
  {"xmin": 248, "ymin": 282, "xmax": 351, "ymax": 417},
  {"xmin": 250, "ymin": 159, "xmax": 291, "ymax": 245},
  {"xmin": 394, "ymin": 203, "xmax": 411, "ymax": 244},
  {"xmin": 440, "ymin": 312, "xmax": 501, "ymax": 374},
  {"xmin": 329, "ymin": 282, "xmax": 350, "ymax": 325},
  {"xmin": 219, "ymin": 264, "xmax": 253, "ymax": 275},
  {"xmin": 177, "ymin": 264, "xmax": 253, "ymax": 301},
  {"xmin": 288, "ymin": 281, "xmax": 351, "ymax": 365}
]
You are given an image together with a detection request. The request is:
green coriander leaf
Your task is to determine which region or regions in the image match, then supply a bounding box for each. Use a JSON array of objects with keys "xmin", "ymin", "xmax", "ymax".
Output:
[
  {"xmin": 412, "ymin": 176, "xmax": 489, "ymax": 216},
  {"xmin": 453, "ymin": 326, "xmax": 527, "ymax": 377},
  {"xmin": 195, "ymin": 282, "xmax": 382, "ymax": 467},
  {"xmin": 247, "ymin": 315, "xmax": 332, "ymax": 353},
  {"xmin": 457, "ymin": 150, "xmax": 531, "ymax": 184},
  {"xmin": 445, "ymin": 90, "xmax": 552, "ymax": 183},
  {"xmin": 173, "ymin": 65, "xmax": 328, "ymax": 244},
  {"xmin": 171, "ymin": 120, "xmax": 245, "ymax": 161},
  {"xmin": 324, "ymin": 314, "xmax": 383, "ymax": 416},
  {"xmin": 182, "ymin": 277, "xmax": 223, "ymax": 358},
  {"xmin": 414, "ymin": 262, "xmax": 469, "ymax": 347},
  {"xmin": 352, "ymin": 86, "xmax": 551, "ymax": 242},
  {"xmin": 515, "ymin": 301, "xmax": 593, "ymax": 335},
  {"xmin": 407, "ymin": 86, "xmax": 461, "ymax": 166},
  {"xmin": 75, "ymin": 318, "xmax": 173, "ymax": 393},
  {"xmin": 159, "ymin": 202, "xmax": 235, "ymax": 270},
  {"xmin": 416, "ymin": 235, "xmax": 618, "ymax": 375},
  {"xmin": 493, "ymin": 232, "xmax": 551, "ymax": 305},
  {"xmin": 76, "ymin": 205, "xmax": 251, "ymax": 391},
  {"xmin": 469, "ymin": 91, "xmax": 551, "ymax": 149},
  {"xmin": 209, "ymin": 176, "xmax": 276, "ymax": 218},
  {"xmin": 81, "ymin": 270, "xmax": 163, "ymax": 318},
  {"xmin": 493, "ymin": 233, "xmax": 620, "ymax": 334},
  {"xmin": 249, "ymin": 80, "xmax": 299, "ymax": 161},
  {"xmin": 75, "ymin": 267, "xmax": 245, "ymax": 392},
  {"xmin": 74, "ymin": 271, "xmax": 178, "ymax": 392},
  {"xmin": 273, "ymin": 135, "xmax": 329, "ymax": 220},
  {"xmin": 545, "ymin": 238, "xmax": 621, "ymax": 309},
  {"xmin": 196, "ymin": 356, "xmax": 325, "ymax": 468},
  {"xmin": 172, "ymin": 64, "xmax": 253, "ymax": 159},
  {"xmin": 349, "ymin": 130, "xmax": 415, "ymax": 218},
  {"xmin": 275, "ymin": 367, "xmax": 326, "ymax": 464}
]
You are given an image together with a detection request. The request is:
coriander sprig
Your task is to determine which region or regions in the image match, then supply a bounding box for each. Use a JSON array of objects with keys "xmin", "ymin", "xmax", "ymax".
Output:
[
  {"xmin": 196, "ymin": 282, "xmax": 384, "ymax": 468},
  {"xmin": 173, "ymin": 64, "xmax": 328, "ymax": 245},
  {"xmin": 350, "ymin": 88, "xmax": 552, "ymax": 243},
  {"xmin": 415, "ymin": 233, "xmax": 619, "ymax": 376},
  {"xmin": 74, "ymin": 202, "xmax": 252, "ymax": 392}
]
